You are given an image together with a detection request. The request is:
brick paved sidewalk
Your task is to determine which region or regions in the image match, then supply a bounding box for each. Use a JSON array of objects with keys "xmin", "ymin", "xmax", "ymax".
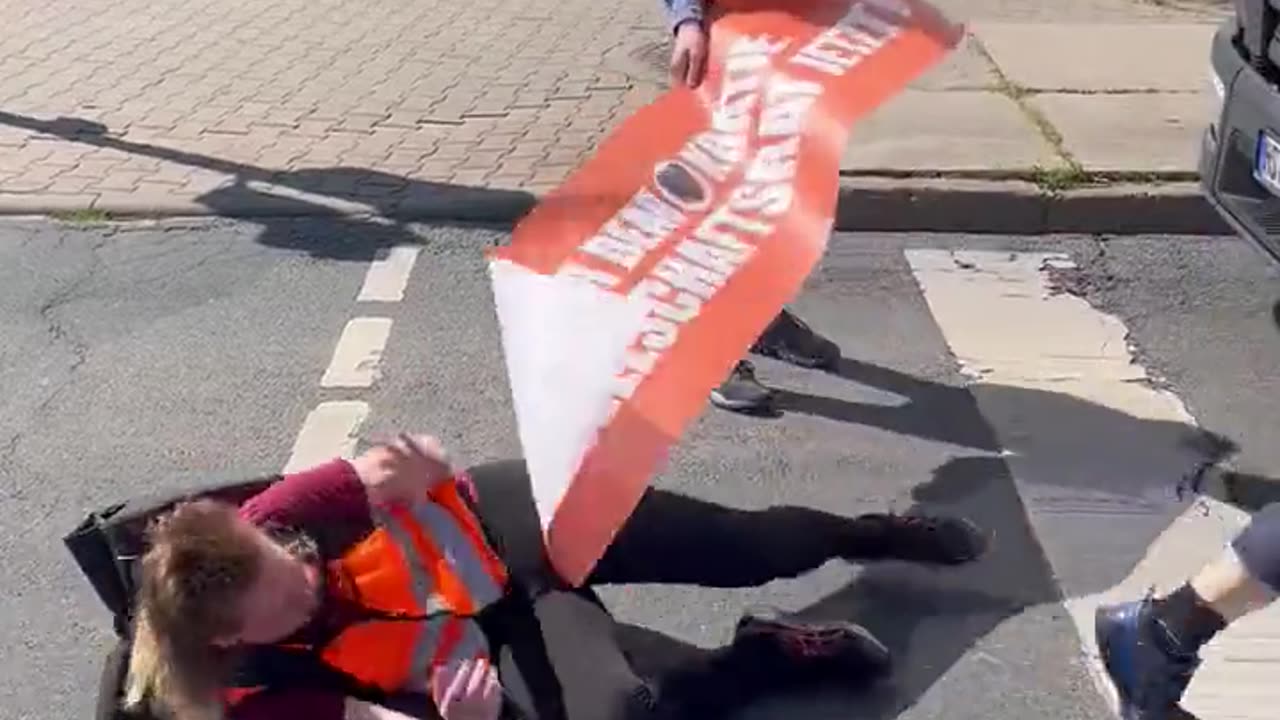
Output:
[
  {"xmin": 0, "ymin": 0, "xmax": 670, "ymax": 214},
  {"xmin": 0, "ymin": 0, "xmax": 1230, "ymax": 218}
]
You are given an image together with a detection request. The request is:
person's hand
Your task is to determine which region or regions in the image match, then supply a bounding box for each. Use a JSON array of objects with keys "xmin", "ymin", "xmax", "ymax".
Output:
[
  {"xmin": 670, "ymin": 20, "xmax": 709, "ymax": 88},
  {"xmin": 351, "ymin": 433, "xmax": 454, "ymax": 509},
  {"xmin": 431, "ymin": 659, "xmax": 503, "ymax": 720}
]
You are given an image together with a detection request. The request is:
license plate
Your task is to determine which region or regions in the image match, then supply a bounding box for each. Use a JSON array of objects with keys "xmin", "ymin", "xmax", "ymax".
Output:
[{"xmin": 1254, "ymin": 131, "xmax": 1280, "ymax": 197}]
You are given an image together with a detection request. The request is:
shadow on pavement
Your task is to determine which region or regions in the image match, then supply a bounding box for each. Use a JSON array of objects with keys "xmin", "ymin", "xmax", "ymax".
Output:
[
  {"xmin": 1215, "ymin": 468, "xmax": 1280, "ymax": 512},
  {"xmin": 774, "ymin": 357, "xmax": 1001, "ymax": 452},
  {"xmin": 747, "ymin": 355, "xmax": 1249, "ymax": 718},
  {"xmin": 0, "ymin": 111, "xmax": 538, "ymax": 261}
]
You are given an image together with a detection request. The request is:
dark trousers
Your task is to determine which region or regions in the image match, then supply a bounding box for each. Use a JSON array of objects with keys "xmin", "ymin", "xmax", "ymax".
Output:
[{"xmin": 463, "ymin": 459, "xmax": 870, "ymax": 720}]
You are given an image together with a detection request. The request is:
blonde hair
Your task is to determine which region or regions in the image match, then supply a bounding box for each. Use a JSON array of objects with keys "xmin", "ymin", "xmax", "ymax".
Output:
[{"xmin": 123, "ymin": 500, "xmax": 263, "ymax": 720}]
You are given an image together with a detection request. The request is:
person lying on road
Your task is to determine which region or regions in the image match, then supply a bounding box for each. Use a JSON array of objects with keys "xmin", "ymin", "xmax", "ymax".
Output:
[{"xmin": 124, "ymin": 434, "xmax": 989, "ymax": 720}]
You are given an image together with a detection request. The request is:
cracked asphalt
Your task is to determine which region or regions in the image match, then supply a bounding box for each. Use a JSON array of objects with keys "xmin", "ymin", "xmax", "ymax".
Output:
[{"xmin": 3, "ymin": 219, "xmax": 1279, "ymax": 720}]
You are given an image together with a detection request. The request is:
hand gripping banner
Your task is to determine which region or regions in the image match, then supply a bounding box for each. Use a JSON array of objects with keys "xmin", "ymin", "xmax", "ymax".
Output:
[{"xmin": 488, "ymin": 0, "xmax": 963, "ymax": 585}]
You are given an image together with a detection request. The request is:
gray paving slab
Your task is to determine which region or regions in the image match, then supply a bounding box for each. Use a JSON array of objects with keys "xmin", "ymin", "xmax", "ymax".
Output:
[
  {"xmin": 843, "ymin": 90, "xmax": 1062, "ymax": 172},
  {"xmin": 1031, "ymin": 91, "xmax": 1215, "ymax": 172},
  {"xmin": 910, "ymin": 35, "xmax": 1000, "ymax": 91},
  {"xmin": 973, "ymin": 22, "xmax": 1221, "ymax": 91}
]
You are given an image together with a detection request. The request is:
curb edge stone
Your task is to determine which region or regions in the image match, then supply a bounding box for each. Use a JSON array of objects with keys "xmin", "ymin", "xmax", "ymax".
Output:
[{"xmin": 0, "ymin": 179, "xmax": 1230, "ymax": 236}]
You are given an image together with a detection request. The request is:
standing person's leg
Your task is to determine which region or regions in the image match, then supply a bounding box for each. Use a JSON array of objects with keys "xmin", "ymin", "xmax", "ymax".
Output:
[
  {"xmin": 711, "ymin": 309, "xmax": 842, "ymax": 414},
  {"xmin": 1096, "ymin": 502, "xmax": 1280, "ymax": 719},
  {"xmin": 662, "ymin": 0, "xmax": 834, "ymax": 419}
]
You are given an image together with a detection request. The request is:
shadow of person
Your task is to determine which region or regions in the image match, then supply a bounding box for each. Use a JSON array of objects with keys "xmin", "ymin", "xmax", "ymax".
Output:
[
  {"xmin": 1209, "ymin": 467, "xmax": 1280, "ymax": 512},
  {"xmin": 193, "ymin": 168, "xmax": 539, "ymax": 261},
  {"xmin": 776, "ymin": 355, "xmax": 1239, "ymax": 596},
  {"xmin": 773, "ymin": 357, "xmax": 1001, "ymax": 452},
  {"xmin": 0, "ymin": 110, "xmax": 539, "ymax": 261}
]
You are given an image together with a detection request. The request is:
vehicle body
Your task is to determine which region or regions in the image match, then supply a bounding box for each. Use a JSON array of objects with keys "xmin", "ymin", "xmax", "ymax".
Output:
[{"xmin": 1201, "ymin": 1, "xmax": 1280, "ymax": 261}]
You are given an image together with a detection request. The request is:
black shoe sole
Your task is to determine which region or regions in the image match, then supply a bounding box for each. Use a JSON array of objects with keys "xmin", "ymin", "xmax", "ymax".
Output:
[{"xmin": 709, "ymin": 389, "xmax": 775, "ymax": 414}]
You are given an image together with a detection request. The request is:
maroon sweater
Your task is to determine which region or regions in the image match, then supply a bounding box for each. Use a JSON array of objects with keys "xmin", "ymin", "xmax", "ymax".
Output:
[{"xmin": 231, "ymin": 458, "xmax": 375, "ymax": 720}]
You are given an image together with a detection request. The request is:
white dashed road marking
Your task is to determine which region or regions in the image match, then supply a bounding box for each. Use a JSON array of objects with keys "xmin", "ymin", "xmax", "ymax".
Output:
[
  {"xmin": 358, "ymin": 245, "xmax": 422, "ymax": 303},
  {"xmin": 284, "ymin": 243, "xmax": 420, "ymax": 471},
  {"xmin": 321, "ymin": 317, "xmax": 394, "ymax": 388},
  {"xmin": 283, "ymin": 400, "xmax": 371, "ymax": 473}
]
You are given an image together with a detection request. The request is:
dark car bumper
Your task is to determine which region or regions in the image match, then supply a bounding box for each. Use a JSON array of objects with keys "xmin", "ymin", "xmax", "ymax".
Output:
[{"xmin": 1200, "ymin": 18, "xmax": 1280, "ymax": 260}]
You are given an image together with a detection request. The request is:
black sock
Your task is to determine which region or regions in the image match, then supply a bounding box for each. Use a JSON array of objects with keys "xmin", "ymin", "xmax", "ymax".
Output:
[{"xmin": 1152, "ymin": 583, "xmax": 1227, "ymax": 654}]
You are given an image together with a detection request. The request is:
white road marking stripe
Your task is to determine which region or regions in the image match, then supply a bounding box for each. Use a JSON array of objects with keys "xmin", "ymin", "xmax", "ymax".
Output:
[
  {"xmin": 244, "ymin": 179, "xmax": 387, "ymax": 218},
  {"xmin": 906, "ymin": 249, "xmax": 1273, "ymax": 719},
  {"xmin": 321, "ymin": 317, "xmax": 393, "ymax": 388},
  {"xmin": 283, "ymin": 400, "xmax": 370, "ymax": 473},
  {"xmin": 358, "ymin": 245, "xmax": 422, "ymax": 303}
]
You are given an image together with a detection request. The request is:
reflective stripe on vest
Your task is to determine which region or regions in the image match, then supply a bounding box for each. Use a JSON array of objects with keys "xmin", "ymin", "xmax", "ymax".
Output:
[
  {"xmin": 224, "ymin": 685, "xmax": 265, "ymax": 706},
  {"xmin": 319, "ymin": 480, "xmax": 509, "ymax": 693}
]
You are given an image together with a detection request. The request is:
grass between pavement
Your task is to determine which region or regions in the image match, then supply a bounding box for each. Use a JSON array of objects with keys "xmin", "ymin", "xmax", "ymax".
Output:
[{"xmin": 970, "ymin": 36, "xmax": 1097, "ymax": 194}]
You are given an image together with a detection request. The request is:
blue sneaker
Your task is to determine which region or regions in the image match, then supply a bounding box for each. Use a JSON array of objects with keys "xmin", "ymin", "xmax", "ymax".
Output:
[{"xmin": 1095, "ymin": 598, "xmax": 1202, "ymax": 720}]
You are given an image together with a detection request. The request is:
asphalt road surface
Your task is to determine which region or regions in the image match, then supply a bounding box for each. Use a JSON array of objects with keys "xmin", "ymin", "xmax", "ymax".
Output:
[{"xmin": 3, "ymin": 218, "xmax": 1279, "ymax": 720}]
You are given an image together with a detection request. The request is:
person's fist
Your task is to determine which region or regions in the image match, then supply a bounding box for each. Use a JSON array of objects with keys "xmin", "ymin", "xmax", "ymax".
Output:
[
  {"xmin": 432, "ymin": 659, "xmax": 503, "ymax": 720},
  {"xmin": 670, "ymin": 20, "xmax": 709, "ymax": 88},
  {"xmin": 352, "ymin": 433, "xmax": 453, "ymax": 508}
]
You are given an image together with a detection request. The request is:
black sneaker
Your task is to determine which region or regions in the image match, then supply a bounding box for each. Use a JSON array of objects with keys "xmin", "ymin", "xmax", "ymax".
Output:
[
  {"xmin": 1095, "ymin": 597, "xmax": 1202, "ymax": 720},
  {"xmin": 751, "ymin": 309, "xmax": 840, "ymax": 370},
  {"xmin": 844, "ymin": 513, "xmax": 990, "ymax": 565},
  {"xmin": 731, "ymin": 606, "xmax": 892, "ymax": 687},
  {"xmin": 710, "ymin": 361, "xmax": 773, "ymax": 412}
]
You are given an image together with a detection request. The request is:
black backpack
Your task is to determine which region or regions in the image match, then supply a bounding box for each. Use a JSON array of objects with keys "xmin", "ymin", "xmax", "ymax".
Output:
[{"xmin": 63, "ymin": 473, "xmax": 279, "ymax": 639}]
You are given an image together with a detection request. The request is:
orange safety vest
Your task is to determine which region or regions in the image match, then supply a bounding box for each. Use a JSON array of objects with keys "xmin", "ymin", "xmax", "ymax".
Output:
[{"xmin": 227, "ymin": 480, "xmax": 509, "ymax": 707}]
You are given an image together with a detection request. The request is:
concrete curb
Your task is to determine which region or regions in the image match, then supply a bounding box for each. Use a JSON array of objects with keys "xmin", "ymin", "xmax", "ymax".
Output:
[
  {"xmin": 833, "ymin": 177, "xmax": 1229, "ymax": 235},
  {"xmin": 1, "ymin": 177, "xmax": 1230, "ymax": 235}
]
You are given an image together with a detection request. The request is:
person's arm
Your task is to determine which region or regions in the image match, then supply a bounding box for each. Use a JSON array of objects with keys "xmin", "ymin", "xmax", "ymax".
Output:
[
  {"xmin": 663, "ymin": 0, "xmax": 705, "ymax": 33},
  {"xmin": 239, "ymin": 435, "xmax": 455, "ymax": 528},
  {"xmin": 664, "ymin": 0, "xmax": 710, "ymax": 87},
  {"xmin": 240, "ymin": 458, "xmax": 370, "ymax": 529}
]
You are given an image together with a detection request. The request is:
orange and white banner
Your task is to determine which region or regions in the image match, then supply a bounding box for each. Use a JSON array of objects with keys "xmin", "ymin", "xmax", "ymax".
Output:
[{"xmin": 489, "ymin": 0, "xmax": 962, "ymax": 585}]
